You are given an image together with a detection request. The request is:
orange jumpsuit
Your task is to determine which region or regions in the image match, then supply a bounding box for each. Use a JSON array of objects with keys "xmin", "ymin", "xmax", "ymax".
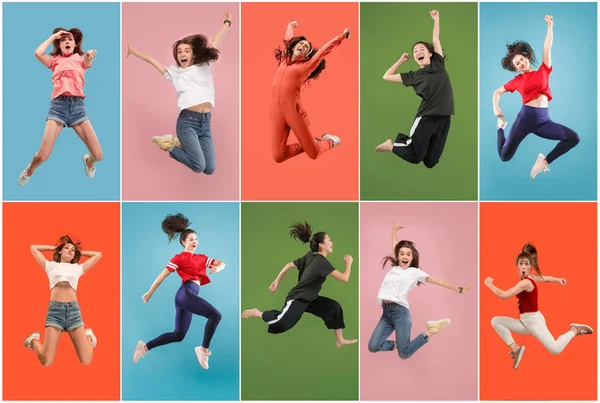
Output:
[{"xmin": 270, "ymin": 26, "xmax": 347, "ymax": 163}]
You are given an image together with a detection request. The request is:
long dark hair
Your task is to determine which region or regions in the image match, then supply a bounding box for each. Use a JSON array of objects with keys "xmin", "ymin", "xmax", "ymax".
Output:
[
  {"xmin": 381, "ymin": 240, "xmax": 420, "ymax": 270},
  {"xmin": 274, "ymin": 36, "xmax": 326, "ymax": 81},
  {"xmin": 50, "ymin": 27, "xmax": 84, "ymax": 56},
  {"xmin": 412, "ymin": 41, "xmax": 448, "ymax": 61},
  {"xmin": 517, "ymin": 243, "xmax": 543, "ymax": 276},
  {"xmin": 501, "ymin": 41, "xmax": 537, "ymax": 72},
  {"xmin": 289, "ymin": 221, "xmax": 327, "ymax": 252},
  {"xmin": 53, "ymin": 235, "xmax": 82, "ymax": 263},
  {"xmin": 162, "ymin": 213, "xmax": 195, "ymax": 246},
  {"xmin": 173, "ymin": 34, "xmax": 220, "ymax": 67}
]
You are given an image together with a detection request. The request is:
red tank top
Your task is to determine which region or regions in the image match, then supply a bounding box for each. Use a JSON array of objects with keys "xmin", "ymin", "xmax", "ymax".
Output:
[
  {"xmin": 503, "ymin": 62, "xmax": 553, "ymax": 104},
  {"xmin": 517, "ymin": 277, "xmax": 538, "ymax": 314}
]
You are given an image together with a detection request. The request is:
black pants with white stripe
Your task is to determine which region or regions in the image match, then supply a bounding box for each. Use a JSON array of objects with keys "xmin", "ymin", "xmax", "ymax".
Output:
[
  {"xmin": 392, "ymin": 115, "xmax": 451, "ymax": 169},
  {"xmin": 262, "ymin": 296, "xmax": 345, "ymax": 334}
]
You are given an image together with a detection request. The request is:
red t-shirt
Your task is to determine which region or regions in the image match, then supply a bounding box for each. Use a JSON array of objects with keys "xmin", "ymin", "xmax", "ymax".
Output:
[
  {"xmin": 517, "ymin": 277, "xmax": 538, "ymax": 314},
  {"xmin": 166, "ymin": 252, "xmax": 214, "ymax": 285},
  {"xmin": 503, "ymin": 62, "xmax": 553, "ymax": 104}
]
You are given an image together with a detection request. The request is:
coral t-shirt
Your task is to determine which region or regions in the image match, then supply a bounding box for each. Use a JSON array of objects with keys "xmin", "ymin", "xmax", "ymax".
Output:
[{"xmin": 50, "ymin": 54, "xmax": 88, "ymax": 99}]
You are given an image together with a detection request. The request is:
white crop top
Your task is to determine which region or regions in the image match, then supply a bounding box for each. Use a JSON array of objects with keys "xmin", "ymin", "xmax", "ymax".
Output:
[
  {"xmin": 164, "ymin": 63, "xmax": 215, "ymax": 111},
  {"xmin": 377, "ymin": 267, "xmax": 430, "ymax": 309},
  {"xmin": 45, "ymin": 260, "xmax": 84, "ymax": 291}
]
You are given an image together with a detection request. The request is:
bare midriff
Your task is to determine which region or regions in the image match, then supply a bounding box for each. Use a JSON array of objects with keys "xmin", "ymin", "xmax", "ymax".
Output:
[
  {"xmin": 525, "ymin": 94, "xmax": 549, "ymax": 108},
  {"xmin": 186, "ymin": 102, "xmax": 213, "ymax": 113},
  {"xmin": 50, "ymin": 281, "xmax": 77, "ymax": 302}
]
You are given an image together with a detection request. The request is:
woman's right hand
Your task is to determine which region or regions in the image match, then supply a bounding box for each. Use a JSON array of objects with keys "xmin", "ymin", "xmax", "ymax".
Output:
[
  {"xmin": 141, "ymin": 291, "xmax": 152, "ymax": 303},
  {"xmin": 52, "ymin": 30, "xmax": 71, "ymax": 40},
  {"xmin": 399, "ymin": 52, "xmax": 410, "ymax": 63},
  {"xmin": 127, "ymin": 43, "xmax": 134, "ymax": 57},
  {"xmin": 289, "ymin": 21, "xmax": 298, "ymax": 27},
  {"xmin": 392, "ymin": 221, "xmax": 404, "ymax": 232},
  {"xmin": 494, "ymin": 107, "xmax": 504, "ymax": 118},
  {"xmin": 344, "ymin": 254, "xmax": 353, "ymax": 265},
  {"xmin": 269, "ymin": 279, "xmax": 279, "ymax": 293},
  {"xmin": 343, "ymin": 28, "xmax": 351, "ymax": 38}
]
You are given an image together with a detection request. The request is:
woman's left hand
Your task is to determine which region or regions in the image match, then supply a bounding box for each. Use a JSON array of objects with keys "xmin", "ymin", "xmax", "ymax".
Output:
[
  {"xmin": 430, "ymin": 10, "xmax": 439, "ymax": 20},
  {"xmin": 84, "ymin": 49, "xmax": 97, "ymax": 60},
  {"xmin": 545, "ymin": 14, "xmax": 553, "ymax": 26},
  {"xmin": 223, "ymin": 11, "xmax": 232, "ymax": 22},
  {"xmin": 484, "ymin": 277, "xmax": 494, "ymax": 287},
  {"xmin": 461, "ymin": 282, "xmax": 473, "ymax": 293},
  {"xmin": 559, "ymin": 278, "xmax": 567, "ymax": 286},
  {"xmin": 343, "ymin": 28, "xmax": 351, "ymax": 38}
]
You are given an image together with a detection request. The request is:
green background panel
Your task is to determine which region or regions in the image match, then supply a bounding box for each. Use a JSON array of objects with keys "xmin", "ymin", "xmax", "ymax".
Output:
[
  {"xmin": 360, "ymin": 2, "xmax": 478, "ymax": 200},
  {"xmin": 241, "ymin": 202, "xmax": 359, "ymax": 400}
]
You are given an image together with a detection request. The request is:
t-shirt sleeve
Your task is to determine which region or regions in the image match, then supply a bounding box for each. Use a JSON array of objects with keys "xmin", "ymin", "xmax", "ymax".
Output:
[
  {"xmin": 322, "ymin": 260, "xmax": 336, "ymax": 276},
  {"xmin": 432, "ymin": 52, "xmax": 445, "ymax": 69},
  {"xmin": 166, "ymin": 254, "xmax": 180, "ymax": 272},
  {"xmin": 539, "ymin": 61, "xmax": 553, "ymax": 74},
  {"xmin": 76, "ymin": 263, "xmax": 84, "ymax": 275},
  {"xmin": 417, "ymin": 269, "xmax": 430, "ymax": 284},
  {"xmin": 44, "ymin": 260, "xmax": 53, "ymax": 272},
  {"xmin": 503, "ymin": 76, "xmax": 519, "ymax": 93},
  {"xmin": 400, "ymin": 70, "xmax": 416, "ymax": 87},
  {"xmin": 201, "ymin": 254, "xmax": 215, "ymax": 269},
  {"xmin": 49, "ymin": 56, "xmax": 58, "ymax": 70},
  {"xmin": 163, "ymin": 65, "xmax": 175, "ymax": 81},
  {"xmin": 292, "ymin": 254, "xmax": 307, "ymax": 271}
]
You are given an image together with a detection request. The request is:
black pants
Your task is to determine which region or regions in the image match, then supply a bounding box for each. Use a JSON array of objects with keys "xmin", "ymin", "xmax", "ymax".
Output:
[
  {"xmin": 392, "ymin": 115, "xmax": 451, "ymax": 168},
  {"xmin": 262, "ymin": 296, "xmax": 345, "ymax": 334}
]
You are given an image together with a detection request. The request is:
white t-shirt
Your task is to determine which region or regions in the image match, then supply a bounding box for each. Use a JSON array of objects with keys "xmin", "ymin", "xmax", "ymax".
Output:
[
  {"xmin": 45, "ymin": 260, "xmax": 84, "ymax": 291},
  {"xmin": 164, "ymin": 63, "xmax": 215, "ymax": 111},
  {"xmin": 377, "ymin": 266, "xmax": 430, "ymax": 309}
]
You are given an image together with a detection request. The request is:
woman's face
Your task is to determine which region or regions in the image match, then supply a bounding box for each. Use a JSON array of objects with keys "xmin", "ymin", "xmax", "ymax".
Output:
[
  {"xmin": 512, "ymin": 54, "xmax": 531, "ymax": 73},
  {"xmin": 177, "ymin": 44, "xmax": 194, "ymax": 68},
  {"xmin": 182, "ymin": 232, "xmax": 198, "ymax": 251},
  {"xmin": 59, "ymin": 34, "xmax": 75, "ymax": 56},
  {"xmin": 517, "ymin": 257, "xmax": 532, "ymax": 279},
  {"xmin": 319, "ymin": 234, "xmax": 333, "ymax": 254},
  {"xmin": 60, "ymin": 243, "xmax": 77, "ymax": 263},
  {"xmin": 412, "ymin": 43, "xmax": 432, "ymax": 68},
  {"xmin": 292, "ymin": 40, "xmax": 311, "ymax": 59},
  {"xmin": 397, "ymin": 247, "xmax": 413, "ymax": 269}
]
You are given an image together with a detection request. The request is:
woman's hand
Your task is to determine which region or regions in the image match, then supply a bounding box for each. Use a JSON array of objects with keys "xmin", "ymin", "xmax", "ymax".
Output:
[
  {"xmin": 494, "ymin": 107, "xmax": 504, "ymax": 118},
  {"xmin": 222, "ymin": 10, "xmax": 232, "ymax": 22},
  {"xmin": 392, "ymin": 221, "xmax": 404, "ymax": 232},
  {"xmin": 289, "ymin": 20, "xmax": 298, "ymax": 27},
  {"xmin": 461, "ymin": 282, "xmax": 473, "ymax": 293},
  {"xmin": 400, "ymin": 52, "xmax": 410, "ymax": 63},
  {"xmin": 545, "ymin": 14, "xmax": 553, "ymax": 26},
  {"xmin": 127, "ymin": 43, "xmax": 134, "ymax": 58},
  {"xmin": 430, "ymin": 9, "xmax": 439, "ymax": 20},
  {"xmin": 52, "ymin": 30, "xmax": 71, "ymax": 41},
  {"xmin": 142, "ymin": 291, "xmax": 153, "ymax": 303},
  {"xmin": 343, "ymin": 28, "xmax": 351, "ymax": 39},
  {"xmin": 484, "ymin": 277, "xmax": 494, "ymax": 287},
  {"xmin": 84, "ymin": 50, "xmax": 97, "ymax": 60},
  {"xmin": 269, "ymin": 279, "xmax": 279, "ymax": 293},
  {"xmin": 344, "ymin": 254, "xmax": 353, "ymax": 265},
  {"xmin": 559, "ymin": 277, "xmax": 567, "ymax": 286}
]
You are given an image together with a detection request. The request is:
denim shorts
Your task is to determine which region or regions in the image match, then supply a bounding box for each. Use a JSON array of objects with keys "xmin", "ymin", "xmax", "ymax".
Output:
[
  {"xmin": 45, "ymin": 300, "xmax": 84, "ymax": 331},
  {"xmin": 47, "ymin": 95, "xmax": 88, "ymax": 128}
]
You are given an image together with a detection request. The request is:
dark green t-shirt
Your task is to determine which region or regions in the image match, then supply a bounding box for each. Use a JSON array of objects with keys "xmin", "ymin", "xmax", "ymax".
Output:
[
  {"xmin": 287, "ymin": 252, "xmax": 335, "ymax": 302},
  {"xmin": 400, "ymin": 52, "xmax": 455, "ymax": 117}
]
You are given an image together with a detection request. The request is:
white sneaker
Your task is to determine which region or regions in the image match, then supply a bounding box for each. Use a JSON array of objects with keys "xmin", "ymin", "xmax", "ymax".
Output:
[
  {"xmin": 85, "ymin": 328, "xmax": 97, "ymax": 348},
  {"xmin": 24, "ymin": 332, "xmax": 40, "ymax": 350},
  {"xmin": 82, "ymin": 154, "xmax": 96, "ymax": 178},
  {"xmin": 497, "ymin": 118, "xmax": 507, "ymax": 130},
  {"xmin": 530, "ymin": 153, "xmax": 550, "ymax": 179},
  {"xmin": 195, "ymin": 346, "xmax": 211, "ymax": 369},
  {"xmin": 18, "ymin": 165, "xmax": 31, "ymax": 186},
  {"xmin": 322, "ymin": 133, "xmax": 341, "ymax": 147},
  {"xmin": 426, "ymin": 318, "xmax": 451, "ymax": 334},
  {"xmin": 133, "ymin": 340, "xmax": 147, "ymax": 363}
]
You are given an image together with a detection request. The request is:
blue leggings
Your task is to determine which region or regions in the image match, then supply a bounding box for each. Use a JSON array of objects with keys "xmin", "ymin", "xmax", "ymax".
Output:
[
  {"xmin": 146, "ymin": 281, "xmax": 222, "ymax": 350},
  {"xmin": 497, "ymin": 105, "xmax": 580, "ymax": 164}
]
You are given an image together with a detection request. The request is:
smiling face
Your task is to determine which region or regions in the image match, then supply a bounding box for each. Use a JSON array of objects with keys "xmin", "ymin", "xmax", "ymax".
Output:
[
  {"xmin": 512, "ymin": 54, "xmax": 531, "ymax": 73},
  {"xmin": 59, "ymin": 33, "xmax": 75, "ymax": 56},
  {"xmin": 397, "ymin": 247, "xmax": 414, "ymax": 269},
  {"xmin": 517, "ymin": 257, "xmax": 532, "ymax": 279},
  {"xmin": 412, "ymin": 43, "xmax": 433, "ymax": 68},
  {"xmin": 177, "ymin": 44, "xmax": 194, "ymax": 68},
  {"xmin": 60, "ymin": 243, "xmax": 77, "ymax": 263},
  {"xmin": 319, "ymin": 234, "xmax": 333, "ymax": 254},
  {"xmin": 182, "ymin": 232, "xmax": 198, "ymax": 251},
  {"xmin": 292, "ymin": 40, "xmax": 311, "ymax": 60}
]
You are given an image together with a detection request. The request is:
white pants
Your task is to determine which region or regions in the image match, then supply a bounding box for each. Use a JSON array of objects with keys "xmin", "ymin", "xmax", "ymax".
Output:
[{"xmin": 491, "ymin": 311, "xmax": 575, "ymax": 355}]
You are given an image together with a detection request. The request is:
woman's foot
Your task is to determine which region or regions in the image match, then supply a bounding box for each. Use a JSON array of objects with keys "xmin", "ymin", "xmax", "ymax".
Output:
[
  {"xmin": 426, "ymin": 318, "xmax": 451, "ymax": 335},
  {"xmin": 18, "ymin": 165, "xmax": 31, "ymax": 186},
  {"xmin": 570, "ymin": 323, "xmax": 594, "ymax": 335},
  {"xmin": 375, "ymin": 139, "xmax": 393, "ymax": 152},
  {"xmin": 530, "ymin": 153, "xmax": 550, "ymax": 179},
  {"xmin": 85, "ymin": 328, "xmax": 97, "ymax": 348},
  {"xmin": 152, "ymin": 134, "xmax": 182, "ymax": 151},
  {"xmin": 133, "ymin": 340, "xmax": 148, "ymax": 363},
  {"xmin": 82, "ymin": 154, "xmax": 96, "ymax": 178},
  {"xmin": 497, "ymin": 118, "xmax": 508, "ymax": 130},
  {"xmin": 322, "ymin": 133, "xmax": 341, "ymax": 147},
  {"xmin": 335, "ymin": 338, "xmax": 358, "ymax": 348},
  {"xmin": 195, "ymin": 347, "xmax": 211, "ymax": 369},
  {"xmin": 24, "ymin": 332, "xmax": 40, "ymax": 350},
  {"xmin": 509, "ymin": 345, "xmax": 525, "ymax": 369},
  {"xmin": 241, "ymin": 308, "xmax": 262, "ymax": 319}
]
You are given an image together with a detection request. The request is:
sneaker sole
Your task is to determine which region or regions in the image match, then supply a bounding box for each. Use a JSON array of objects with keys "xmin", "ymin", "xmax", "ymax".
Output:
[
  {"xmin": 570, "ymin": 323, "xmax": 594, "ymax": 334},
  {"xmin": 513, "ymin": 346, "xmax": 525, "ymax": 369}
]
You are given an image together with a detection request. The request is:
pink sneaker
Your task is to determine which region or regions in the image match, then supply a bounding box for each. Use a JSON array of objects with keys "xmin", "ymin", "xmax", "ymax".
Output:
[{"xmin": 530, "ymin": 154, "xmax": 550, "ymax": 179}]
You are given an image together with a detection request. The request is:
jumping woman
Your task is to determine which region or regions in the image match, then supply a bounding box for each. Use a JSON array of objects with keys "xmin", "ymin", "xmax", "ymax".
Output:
[
  {"xmin": 132, "ymin": 213, "xmax": 225, "ymax": 370},
  {"xmin": 493, "ymin": 15, "xmax": 580, "ymax": 179},
  {"xmin": 24, "ymin": 236, "xmax": 102, "ymax": 366},
  {"xmin": 485, "ymin": 243, "xmax": 593, "ymax": 370},
  {"xmin": 367, "ymin": 222, "xmax": 471, "ymax": 359},
  {"xmin": 376, "ymin": 10, "xmax": 454, "ymax": 169},
  {"xmin": 19, "ymin": 28, "xmax": 103, "ymax": 186},
  {"xmin": 270, "ymin": 21, "xmax": 351, "ymax": 163},
  {"xmin": 127, "ymin": 12, "xmax": 232, "ymax": 174},
  {"xmin": 242, "ymin": 221, "xmax": 357, "ymax": 347}
]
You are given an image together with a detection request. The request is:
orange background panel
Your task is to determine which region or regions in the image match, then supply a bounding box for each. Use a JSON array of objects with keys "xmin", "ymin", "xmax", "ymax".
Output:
[
  {"xmin": 3, "ymin": 202, "xmax": 120, "ymax": 400},
  {"xmin": 241, "ymin": 2, "xmax": 358, "ymax": 200},
  {"xmin": 480, "ymin": 202, "xmax": 597, "ymax": 400}
]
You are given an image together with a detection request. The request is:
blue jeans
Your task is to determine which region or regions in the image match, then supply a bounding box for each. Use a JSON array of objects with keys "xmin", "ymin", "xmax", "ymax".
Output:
[
  {"xmin": 45, "ymin": 300, "xmax": 84, "ymax": 331},
  {"xmin": 47, "ymin": 95, "xmax": 88, "ymax": 127},
  {"xmin": 170, "ymin": 109, "xmax": 216, "ymax": 174},
  {"xmin": 367, "ymin": 303, "xmax": 428, "ymax": 359}
]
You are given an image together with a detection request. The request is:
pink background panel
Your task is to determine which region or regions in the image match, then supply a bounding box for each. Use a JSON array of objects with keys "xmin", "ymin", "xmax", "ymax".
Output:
[
  {"xmin": 360, "ymin": 202, "xmax": 478, "ymax": 401},
  {"xmin": 122, "ymin": 3, "xmax": 239, "ymax": 200}
]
